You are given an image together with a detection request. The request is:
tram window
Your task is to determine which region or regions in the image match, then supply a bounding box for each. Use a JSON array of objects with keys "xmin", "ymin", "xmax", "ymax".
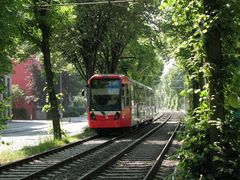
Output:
[
  {"xmin": 126, "ymin": 85, "xmax": 130, "ymax": 106},
  {"xmin": 121, "ymin": 86, "xmax": 125, "ymax": 108},
  {"xmin": 90, "ymin": 79, "xmax": 121, "ymax": 111},
  {"xmin": 130, "ymin": 84, "xmax": 135, "ymax": 106}
]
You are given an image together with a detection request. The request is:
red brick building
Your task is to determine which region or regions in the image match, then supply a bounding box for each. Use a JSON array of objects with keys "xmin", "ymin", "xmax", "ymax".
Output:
[{"xmin": 12, "ymin": 57, "xmax": 39, "ymax": 119}]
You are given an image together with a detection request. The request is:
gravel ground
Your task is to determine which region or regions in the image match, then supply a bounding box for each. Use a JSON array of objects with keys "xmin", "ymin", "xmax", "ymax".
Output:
[{"xmin": 154, "ymin": 139, "xmax": 182, "ymax": 179}]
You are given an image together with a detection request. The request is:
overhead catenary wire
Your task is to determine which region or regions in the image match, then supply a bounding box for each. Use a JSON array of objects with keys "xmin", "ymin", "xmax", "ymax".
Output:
[{"xmin": 39, "ymin": 0, "xmax": 140, "ymax": 7}]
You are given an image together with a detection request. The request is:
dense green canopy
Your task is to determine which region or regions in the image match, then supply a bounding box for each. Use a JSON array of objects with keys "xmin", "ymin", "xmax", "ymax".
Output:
[{"xmin": 158, "ymin": 0, "xmax": 240, "ymax": 178}]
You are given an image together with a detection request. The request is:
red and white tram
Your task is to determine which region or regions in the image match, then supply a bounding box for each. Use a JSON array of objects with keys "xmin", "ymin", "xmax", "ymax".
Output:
[{"xmin": 87, "ymin": 74, "xmax": 155, "ymax": 132}]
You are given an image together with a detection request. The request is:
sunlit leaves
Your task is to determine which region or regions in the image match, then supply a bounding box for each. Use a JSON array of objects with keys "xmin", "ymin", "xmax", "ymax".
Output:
[
  {"xmin": 118, "ymin": 40, "xmax": 163, "ymax": 88},
  {"xmin": 227, "ymin": 93, "xmax": 240, "ymax": 109},
  {"xmin": 157, "ymin": 65, "xmax": 185, "ymax": 110},
  {"xmin": 159, "ymin": 0, "xmax": 240, "ymax": 178},
  {"xmin": 0, "ymin": 0, "xmax": 22, "ymax": 73},
  {"xmin": 0, "ymin": 0, "xmax": 24, "ymax": 128}
]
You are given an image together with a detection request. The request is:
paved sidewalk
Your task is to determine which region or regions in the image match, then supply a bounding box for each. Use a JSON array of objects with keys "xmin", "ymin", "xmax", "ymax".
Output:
[{"xmin": 0, "ymin": 116, "xmax": 89, "ymax": 152}]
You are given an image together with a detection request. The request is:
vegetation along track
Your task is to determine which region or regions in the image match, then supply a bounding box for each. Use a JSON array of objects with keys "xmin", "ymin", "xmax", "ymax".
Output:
[{"xmin": 0, "ymin": 112, "xmax": 168, "ymax": 180}]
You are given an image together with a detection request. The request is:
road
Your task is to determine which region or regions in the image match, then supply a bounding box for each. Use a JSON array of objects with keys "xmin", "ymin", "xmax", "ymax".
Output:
[{"xmin": 0, "ymin": 116, "xmax": 88, "ymax": 152}]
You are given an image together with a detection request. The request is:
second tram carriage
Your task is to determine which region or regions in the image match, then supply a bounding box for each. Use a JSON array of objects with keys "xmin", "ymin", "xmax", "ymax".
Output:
[{"xmin": 87, "ymin": 74, "xmax": 155, "ymax": 133}]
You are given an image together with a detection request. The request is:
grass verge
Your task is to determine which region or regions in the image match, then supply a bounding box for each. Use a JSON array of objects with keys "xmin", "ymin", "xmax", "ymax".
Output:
[{"xmin": 0, "ymin": 127, "xmax": 96, "ymax": 165}]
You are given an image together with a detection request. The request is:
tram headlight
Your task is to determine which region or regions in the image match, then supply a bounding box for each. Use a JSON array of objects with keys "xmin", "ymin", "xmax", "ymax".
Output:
[
  {"xmin": 114, "ymin": 112, "xmax": 120, "ymax": 120},
  {"xmin": 90, "ymin": 112, "xmax": 96, "ymax": 120}
]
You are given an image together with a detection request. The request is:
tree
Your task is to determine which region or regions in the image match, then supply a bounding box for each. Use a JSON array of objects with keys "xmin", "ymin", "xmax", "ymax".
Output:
[
  {"xmin": 58, "ymin": 2, "xmax": 160, "ymax": 81},
  {"xmin": 26, "ymin": 59, "xmax": 46, "ymax": 107},
  {"xmin": 203, "ymin": 0, "xmax": 225, "ymax": 144},
  {"xmin": 157, "ymin": 66, "xmax": 185, "ymax": 110},
  {"xmin": 55, "ymin": 71, "xmax": 86, "ymax": 116},
  {"xmin": 20, "ymin": 0, "xmax": 62, "ymax": 139},
  {"xmin": 118, "ymin": 40, "xmax": 163, "ymax": 88},
  {"xmin": 159, "ymin": 0, "xmax": 240, "ymax": 178},
  {"xmin": 57, "ymin": 4, "xmax": 112, "ymax": 82},
  {"xmin": 0, "ymin": 1, "xmax": 20, "ymax": 74},
  {"xmin": 0, "ymin": 0, "xmax": 22, "ymax": 129},
  {"xmin": 97, "ymin": 3, "xmax": 153, "ymax": 74}
]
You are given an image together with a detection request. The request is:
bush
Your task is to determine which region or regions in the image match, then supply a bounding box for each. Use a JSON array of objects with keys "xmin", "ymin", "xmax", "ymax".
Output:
[
  {"xmin": 12, "ymin": 108, "xmax": 28, "ymax": 119},
  {"xmin": 63, "ymin": 106, "xmax": 86, "ymax": 117}
]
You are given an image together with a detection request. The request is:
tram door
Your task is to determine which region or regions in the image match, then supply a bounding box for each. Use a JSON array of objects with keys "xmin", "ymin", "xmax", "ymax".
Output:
[{"xmin": 121, "ymin": 84, "xmax": 131, "ymax": 123}]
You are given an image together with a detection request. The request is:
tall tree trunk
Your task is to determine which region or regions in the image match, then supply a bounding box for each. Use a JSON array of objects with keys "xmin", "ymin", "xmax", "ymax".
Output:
[
  {"xmin": 203, "ymin": 0, "xmax": 225, "ymax": 175},
  {"xmin": 81, "ymin": 42, "xmax": 96, "ymax": 81},
  {"xmin": 203, "ymin": 0, "xmax": 225, "ymax": 143},
  {"xmin": 205, "ymin": 27, "xmax": 224, "ymax": 142},
  {"xmin": 38, "ymin": 7, "xmax": 62, "ymax": 140},
  {"xmin": 85, "ymin": 54, "xmax": 95, "ymax": 81}
]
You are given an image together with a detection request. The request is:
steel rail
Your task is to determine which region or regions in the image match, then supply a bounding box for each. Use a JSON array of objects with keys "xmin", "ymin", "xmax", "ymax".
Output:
[
  {"xmin": 143, "ymin": 120, "xmax": 181, "ymax": 180},
  {"xmin": 0, "ymin": 113, "xmax": 163, "ymax": 180},
  {"xmin": 80, "ymin": 114, "xmax": 172, "ymax": 180},
  {"xmin": 17, "ymin": 113, "xmax": 163, "ymax": 180},
  {"xmin": 0, "ymin": 135, "xmax": 98, "ymax": 172},
  {"xmin": 20, "ymin": 136, "xmax": 120, "ymax": 180}
]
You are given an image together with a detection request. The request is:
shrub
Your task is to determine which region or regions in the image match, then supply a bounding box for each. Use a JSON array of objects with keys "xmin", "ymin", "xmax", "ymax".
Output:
[{"xmin": 12, "ymin": 108, "xmax": 28, "ymax": 119}]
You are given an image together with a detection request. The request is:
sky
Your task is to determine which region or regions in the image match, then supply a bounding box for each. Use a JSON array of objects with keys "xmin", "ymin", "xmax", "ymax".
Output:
[{"xmin": 162, "ymin": 59, "xmax": 175, "ymax": 76}]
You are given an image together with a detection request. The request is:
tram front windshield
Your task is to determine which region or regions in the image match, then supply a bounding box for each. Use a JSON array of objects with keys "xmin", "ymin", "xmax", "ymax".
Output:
[{"xmin": 90, "ymin": 79, "xmax": 121, "ymax": 111}]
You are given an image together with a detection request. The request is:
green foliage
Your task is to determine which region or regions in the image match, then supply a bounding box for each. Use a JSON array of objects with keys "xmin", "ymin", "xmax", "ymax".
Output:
[
  {"xmin": 42, "ymin": 92, "xmax": 63, "ymax": 113},
  {"xmin": 11, "ymin": 84, "xmax": 28, "ymax": 119},
  {"xmin": 227, "ymin": 93, "xmax": 240, "ymax": 109},
  {"xmin": 63, "ymin": 93, "xmax": 86, "ymax": 117},
  {"xmin": 177, "ymin": 110, "xmax": 240, "ymax": 179},
  {"xmin": 0, "ymin": 0, "xmax": 22, "ymax": 68},
  {"xmin": 63, "ymin": 107, "xmax": 85, "ymax": 117},
  {"xmin": 157, "ymin": 66, "xmax": 185, "ymax": 110},
  {"xmin": 159, "ymin": 0, "xmax": 240, "ymax": 178},
  {"xmin": 56, "ymin": 1, "xmax": 162, "ymax": 82},
  {"xmin": 18, "ymin": 0, "xmax": 69, "ymax": 140},
  {"xmin": 0, "ymin": 94, "xmax": 11, "ymax": 129},
  {"xmin": 12, "ymin": 85, "xmax": 25, "ymax": 105},
  {"xmin": 0, "ymin": 0, "xmax": 23, "ymax": 128},
  {"xmin": 118, "ymin": 40, "xmax": 163, "ymax": 88}
]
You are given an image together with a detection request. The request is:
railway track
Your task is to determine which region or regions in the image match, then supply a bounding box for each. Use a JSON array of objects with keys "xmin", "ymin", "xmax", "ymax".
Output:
[
  {"xmin": 80, "ymin": 112, "xmax": 181, "ymax": 180},
  {"xmin": 0, "ymin": 112, "xmax": 168, "ymax": 180}
]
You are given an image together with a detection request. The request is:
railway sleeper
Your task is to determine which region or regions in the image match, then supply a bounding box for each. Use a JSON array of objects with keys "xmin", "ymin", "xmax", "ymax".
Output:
[
  {"xmin": 0, "ymin": 174, "xmax": 27, "ymax": 178},
  {"xmin": 94, "ymin": 175, "xmax": 143, "ymax": 179},
  {"xmin": 101, "ymin": 172, "xmax": 146, "ymax": 177},
  {"xmin": 9, "ymin": 168, "xmax": 38, "ymax": 172},
  {"xmin": 1, "ymin": 171, "xmax": 35, "ymax": 175},
  {"xmin": 108, "ymin": 167, "xmax": 148, "ymax": 170},
  {"xmin": 105, "ymin": 169, "xmax": 147, "ymax": 173}
]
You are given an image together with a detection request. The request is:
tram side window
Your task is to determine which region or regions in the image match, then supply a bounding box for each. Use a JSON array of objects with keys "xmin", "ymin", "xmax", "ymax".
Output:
[
  {"xmin": 135, "ymin": 85, "xmax": 141, "ymax": 118},
  {"xmin": 121, "ymin": 85, "xmax": 125, "ymax": 108},
  {"xmin": 126, "ymin": 85, "xmax": 130, "ymax": 106},
  {"xmin": 131, "ymin": 84, "xmax": 135, "ymax": 106}
]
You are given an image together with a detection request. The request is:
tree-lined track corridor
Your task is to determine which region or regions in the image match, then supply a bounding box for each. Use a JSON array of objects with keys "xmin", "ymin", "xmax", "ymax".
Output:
[{"xmin": 1, "ymin": 0, "xmax": 240, "ymax": 179}]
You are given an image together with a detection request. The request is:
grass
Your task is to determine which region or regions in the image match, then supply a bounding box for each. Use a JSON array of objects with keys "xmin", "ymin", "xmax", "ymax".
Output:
[{"xmin": 0, "ymin": 127, "xmax": 96, "ymax": 165}]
